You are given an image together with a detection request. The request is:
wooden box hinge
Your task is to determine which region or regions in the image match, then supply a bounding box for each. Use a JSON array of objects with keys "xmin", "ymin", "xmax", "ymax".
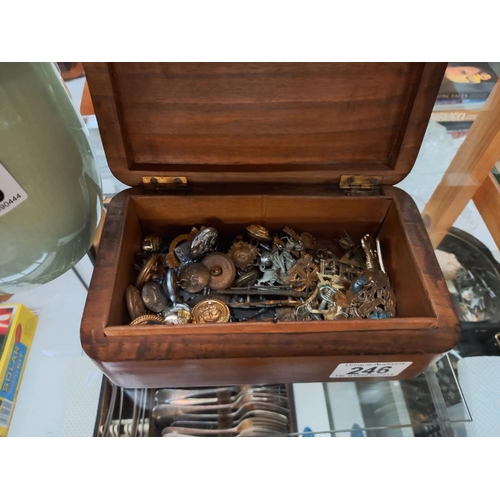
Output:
[
  {"xmin": 142, "ymin": 176, "xmax": 188, "ymax": 192},
  {"xmin": 339, "ymin": 175, "xmax": 383, "ymax": 196}
]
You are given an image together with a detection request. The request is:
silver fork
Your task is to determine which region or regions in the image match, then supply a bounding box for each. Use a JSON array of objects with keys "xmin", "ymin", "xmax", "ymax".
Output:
[
  {"xmin": 155, "ymin": 387, "xmax": 240, "ymax": 404},
  {"xmin": 155, "ymin": 386, "xmax": 287, "ymax": 406},
  {"xmin": 153, "ymin": 393, "xmax": 288, "ymax": 414},
  {"xmin": 153, "ymin": 399, "xmax": 289, "ymax": 429}
]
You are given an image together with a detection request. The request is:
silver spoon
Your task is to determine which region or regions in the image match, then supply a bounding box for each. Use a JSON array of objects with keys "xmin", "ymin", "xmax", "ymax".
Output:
[
  {"xmin": 169, "ymin": 410, "xmax": 288, "ymax": 430},
  {"xmin": 161, "ymin": 418, "xmax": 288, "ymax": 437}
]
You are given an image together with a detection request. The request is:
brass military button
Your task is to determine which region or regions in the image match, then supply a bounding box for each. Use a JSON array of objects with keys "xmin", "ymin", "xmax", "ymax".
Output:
[
  {"xmin": 192, "ymin": 299, "xmax": 230, "ymax": 323},
  {"xmin": 142, "ymin": 233, "xmax": 163, "ymax": 253},
  {"xmin": 246, "ymin": 224, "xmax": 272, "ymax": 242},
  {"xmin": 178, "ymin": 263, "xmax": 210, "ymax": 293},
  {"xmin": 162, "ymin": 304, "xmax": 192, "ymax": 324},
  {"xmin": 201, "ymin": 252, "xmax": 236, "ymax": 290},
  {"xmin": 129, "ymin": 314, "xmax": 164, "ymax": 325},
  {"xmin": 126, "ymin": 285, "xmax": 148, "ymax": 320},
  {"xmin": 135, "ymin": 254, "xmax": 161, "ymax": 289},
  {"xmin": 141, "ymin": 281, "xmax": 169, "ymax": 313},
  {"xmin": 191, "ymin": 227, "xmax": 218, "ymax": 258},
  {"xmin": 234, "ymin": 268, "xmax": 260, "ymax": 287},
  {"xmin": 163, "ymin": 268, "xmax": 181, "ymax": 305}
]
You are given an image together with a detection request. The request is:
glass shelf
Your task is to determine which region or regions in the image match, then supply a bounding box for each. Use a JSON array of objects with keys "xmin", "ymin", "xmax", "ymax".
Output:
[
  {"xmin": 291, "ymin": 354, "xmax": 470, "ymax": 437},
  {"xmin": 96, "ymin": 354, "xmax": 471, "ymax": 437}
]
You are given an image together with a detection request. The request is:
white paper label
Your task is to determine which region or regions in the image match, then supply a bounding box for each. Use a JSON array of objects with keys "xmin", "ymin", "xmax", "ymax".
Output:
[
  {"xmin": 0, "ymin": 163, "xmax": 28, "ymax": 217},
  {"xmin": 329, "ymin": 361, "xmax": 412, "ymax": 379}
]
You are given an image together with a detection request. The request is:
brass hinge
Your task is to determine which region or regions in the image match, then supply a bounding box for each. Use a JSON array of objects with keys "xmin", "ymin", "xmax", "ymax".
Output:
[
  {"xmin": 142, "ymin": 176, "xmax": 188, "ymax": 191},
  {"xmin": 339, "ymin": 175, "xmax": 383, "ymax": 196}
]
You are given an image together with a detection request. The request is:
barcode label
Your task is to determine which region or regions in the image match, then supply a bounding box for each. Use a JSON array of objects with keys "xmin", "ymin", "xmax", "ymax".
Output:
[
  {"xmin": 0, "ymin": 399, "xmax": 13, "ymax": 427},
  {"xmin": 0, "ymin": 162, "xmax": 29, "ymax": 218}
]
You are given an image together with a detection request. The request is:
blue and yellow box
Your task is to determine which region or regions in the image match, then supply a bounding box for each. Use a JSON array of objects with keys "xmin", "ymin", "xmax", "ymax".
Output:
[{"xmin": 0, "ymin": 304, "xmax": 38, "ymax": 437}]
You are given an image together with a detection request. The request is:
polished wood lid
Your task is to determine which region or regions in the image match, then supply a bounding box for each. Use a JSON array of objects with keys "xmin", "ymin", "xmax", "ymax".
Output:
[{"xmin": 84, "ymin": 63, "xmax": 446, "ymax": 187}]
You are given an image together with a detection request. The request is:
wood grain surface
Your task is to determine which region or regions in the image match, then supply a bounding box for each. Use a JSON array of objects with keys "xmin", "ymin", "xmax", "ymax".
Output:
[
  {"xmin": 84, "ymin": 62, "xmax": 445, "ymax": 187},
  {"xmin": 94, "ymin": 353, "xmax": 442, "ymax": 389},
  {"xmin": 473, "ymin": 170, "xmax": 500, "ymax": 249}
]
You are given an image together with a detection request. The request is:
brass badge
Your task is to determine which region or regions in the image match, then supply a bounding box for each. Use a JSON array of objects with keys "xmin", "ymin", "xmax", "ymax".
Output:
[
  {"xmin": 282, "ymin": 254, "xmax": 319, "ymax": 292},
  {"xmin": 347, "ymin": 235, "xmax": 397, "ymax": 319},
  {"xmin": 227, "ymin": 240, "xmax": 258, "ymax": 269},
  {"xmin": 165, "ymin": 228, "xmax": 199, "ymax": 268},
  {"xmin": 300, "ymin": 232, "xmax": 316, "ymax": 250}
]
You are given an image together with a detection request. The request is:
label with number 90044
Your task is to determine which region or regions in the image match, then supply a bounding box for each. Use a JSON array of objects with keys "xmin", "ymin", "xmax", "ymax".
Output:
[{"xmin": 329, "ymin": 361, "xmax": 412, "ymax": 379}]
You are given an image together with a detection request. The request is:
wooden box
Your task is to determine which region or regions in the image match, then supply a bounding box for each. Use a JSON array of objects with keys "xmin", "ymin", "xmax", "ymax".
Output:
[{"xmin": 81, "ymin": 63, "xmax": 459, "ymax": 388}]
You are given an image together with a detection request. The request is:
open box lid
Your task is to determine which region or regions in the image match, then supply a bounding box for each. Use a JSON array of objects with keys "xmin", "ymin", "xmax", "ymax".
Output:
[{"xmin": 84, "ymin": 63, "xmax": 446, "ymax": 187}]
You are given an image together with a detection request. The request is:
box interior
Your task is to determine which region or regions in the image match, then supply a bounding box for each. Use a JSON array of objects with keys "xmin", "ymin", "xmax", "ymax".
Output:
[{"xmin": 105, "ymin": 193, "xmax": 437, "ymax": 330}]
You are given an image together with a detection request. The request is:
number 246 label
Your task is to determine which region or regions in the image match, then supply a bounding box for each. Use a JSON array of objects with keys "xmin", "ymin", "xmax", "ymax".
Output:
[{"xmin": 329, "ymin": 362, "xmax": 412, "ymax": 378}]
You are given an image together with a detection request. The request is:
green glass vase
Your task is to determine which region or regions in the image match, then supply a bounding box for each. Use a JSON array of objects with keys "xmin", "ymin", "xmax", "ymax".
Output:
[{"xmin": 0, "ymin": 63, "xmax": 102, "ymax": 294}]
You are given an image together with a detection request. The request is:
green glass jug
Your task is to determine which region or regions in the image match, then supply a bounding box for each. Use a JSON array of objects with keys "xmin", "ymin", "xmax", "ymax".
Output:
[{"xmin": 0, "ymin": 63, "xmax": 102, "ymax": 294}]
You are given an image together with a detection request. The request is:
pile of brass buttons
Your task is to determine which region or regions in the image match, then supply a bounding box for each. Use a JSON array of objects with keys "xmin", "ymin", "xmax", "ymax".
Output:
[{"xmin": 126, "ymin": 226, "xmax": 397, "ymax": 325}]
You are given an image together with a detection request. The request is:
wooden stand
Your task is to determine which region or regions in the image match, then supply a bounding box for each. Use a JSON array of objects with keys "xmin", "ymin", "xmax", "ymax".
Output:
[{"xmin": 422, "ymin": 81, "xmax": 500, "ymax": 249}]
